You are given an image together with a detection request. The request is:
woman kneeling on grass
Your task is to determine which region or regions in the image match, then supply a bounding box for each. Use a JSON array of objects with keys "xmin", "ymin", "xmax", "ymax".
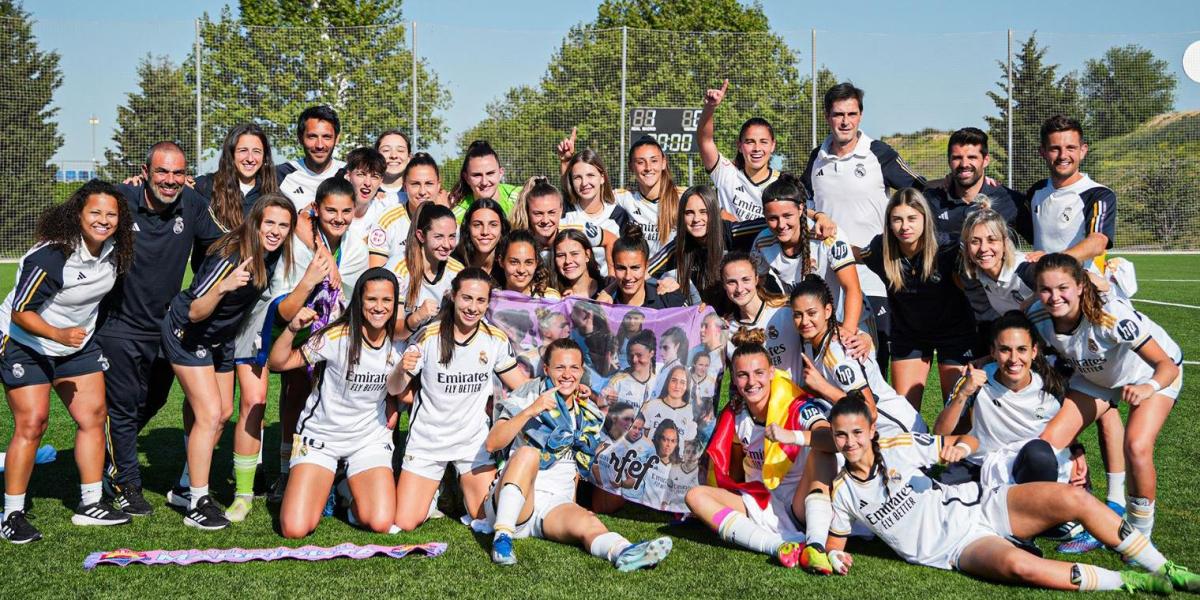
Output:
[
  {"xmin": 268, "ymin": 268, "xmax": 403, "ymax": 538},
  {"xmin": 485, "ymin": 337, "xmax": 672, "ymax": 570},
  {"xmin": 820, "ymin": 394, "xmax": 1198, "ymax": 594}
]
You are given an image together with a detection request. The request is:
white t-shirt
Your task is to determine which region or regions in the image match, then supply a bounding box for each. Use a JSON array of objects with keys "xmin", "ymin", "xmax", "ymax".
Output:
[
  {"xmin": 639, "ymin": 398, "xmax": 697, "ymax": 441},
  {"xmin": 708, "ymin": 153, "xmax": 779, "ymax": 221},
  {"xmin": 829, "ymin": 433, "xmax": 993, "ymax": 570},
  {"xmin": 751, "ymin": 221, "xmax": 857, "ymax": 317},
  {"xmin": 802, "ymin": 334, "xmax": 926, "ymax": 437},
  {"xmin": 614, "ymin": 187, "xmax": 676, "ymax": 256},
  {"xmin": 560, "ymin": 203, "xmax": 624, "ymax": 278},
  {"xmin": 405, "ymin": 321, "xmax": 518, "ymax": 460},
  {"xmin": 278, "ymin": 159, "xmax": 346, "ymax": 211},
  {"xmin": 392, "ymin": 257, "xmax": 465, "ymax": 316},
  {"xmin": 348, "ymin": 195, "xmax": 400, "ymax": 245},
  {"xmin": 298, "ymin": 323, "xmax": 402, "ymax": 443},
  {"xmin": 973, "ymin": 252, "xmax": 1036, "ymax": 316},
  {"xmin": 496, "ymin": 379, "xmax": 581, "ymax": 499},
  {"xmin": 725, "ymin": 302, "xmax": 801, "ymax": 381},
  {"xmin": 367, "ymin": 204, "xmax": 411, "ymax": 267},
  {"xmin": 733, "ymin": 405, "xmax": 824, "ymax": 502},
  {"xmin": 960, "ymin": 365, "xmax": 1060, "ymax": 464},
  {"xmin": 600, "ymin": 434, "xmax": 655, "ymax": 502},
  {"xmin": 605, "ymin": 370, "xmax": 656, "ymax": 407},
  {"xmin": 1028, "ymin": 296, "xmax": 1181, "ymax": 391},
  {"xmin": 1028, "ymin": 174, "xmax": 1116, "ymax": 273}
]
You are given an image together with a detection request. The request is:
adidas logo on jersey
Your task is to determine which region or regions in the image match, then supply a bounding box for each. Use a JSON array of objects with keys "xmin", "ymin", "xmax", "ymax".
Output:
[
  {"xmin": 132, "ymin": 223, "xmax": 141, "ymax": 232},
  {"xmin": 816, "ymin": 169, "xmax": 824, "ymax": 177},
  {"xmin": 859, "ymin": 499, "xmax": 868, "ymax": 509},
  {"xmin": 76, "ymin": 272, "xmax": 87, "ymax": 281},
  {"xmin": 938, "ymin": 211, "xmax": 949, "ymax": 221},
  {"xmin": 294, "ymin": 186, "xmax": 304, "ymax": 195}
]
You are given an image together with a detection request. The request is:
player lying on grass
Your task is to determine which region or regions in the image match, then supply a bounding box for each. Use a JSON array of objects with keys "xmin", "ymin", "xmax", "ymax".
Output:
[
  {"xmin": 484, "ymin": 337, "xmax": 672, "ymax": 571},
  {"xmin": 821, "ymin": 394, "xmax": 1199, "ymax": 594}
]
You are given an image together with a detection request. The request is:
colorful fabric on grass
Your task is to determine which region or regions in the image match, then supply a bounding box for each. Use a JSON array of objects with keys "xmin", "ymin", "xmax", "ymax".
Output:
[{"xmin": 83, "ymin": 542, "xmax": 446, "ymax": 570}]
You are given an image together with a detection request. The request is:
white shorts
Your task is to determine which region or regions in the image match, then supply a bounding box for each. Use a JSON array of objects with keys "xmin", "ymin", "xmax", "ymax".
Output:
[
  {"xmin": 1069, "ymin": 369, "xmax": 1183, "ymax": 406},
  {"xmin": 402, "ymin": 444, "xmax": 495, "ymax": 481},
  {"xmin": 949, "ymin": 484, "xmax": 1013, "ymax": 570},
  {"xmin": 740, "ymin": 484, "xmax": 804, "ymax": 543},
  {"xmin": 484, "ymin": 485, "xmax": 574, "ymax": 540},
  {"xmin": 290, "ymin": 431, "xmax": 395, "ymax": 477}
]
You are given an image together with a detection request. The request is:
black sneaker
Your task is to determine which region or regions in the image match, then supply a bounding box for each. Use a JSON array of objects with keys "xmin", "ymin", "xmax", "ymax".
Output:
[
  {"xmin": 1, "ymin": 511, "xmax": 42, "ymax": 544},
  {"xmin": 166, "ymin": 485, "xmax": 192, "ymax": 509},
  {"xmin": 72, "ymin": 501, "xmax": 132, "ymax": 526},
  {"xmin": 183, "ymin": 495, "xmax": 230, "ymax": 531},
  {"xmin": 111, "ymin": 484, "xmax": 153, "ymax": 516},
  {"xmin": 266, "ymin": 473, "xmax": 288, "ymax": 505}
]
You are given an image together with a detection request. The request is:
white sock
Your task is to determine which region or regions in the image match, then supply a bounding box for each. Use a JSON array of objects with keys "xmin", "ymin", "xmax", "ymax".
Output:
[
  {"xmin": 80, "ymin": 481, "xmax": 102, "ymax": 506},
  {"xmin": 189, "ymin": 485, "xmax": 209, "ymax": 509},
  {"xmin": 714, "ymin": 508, "xmax": 784, "ymax": 556},
  {"xmin": 1127, "ymin": 496, "xmax": 1155, "ymax": 537},
  {"xmin": 4, "ymin": 493, "xmax": 25, "ymax": 517},
  {"xmin": 589, "ymin": 531, "xmax": 631, "ymax": 563},
  {"xmin": 1072, "ymin": 563, "xmax": 1125, "ymax": 591},
  {"xmin": 257, "ymin": 427, "xmax": 265, "ymax": 464},
  {"xmin": 179, "ymin": 435, "xmax": 191, "ymax": 488},
  {"xmin": 1105, "ymin": 472, "xmax": 1126, "ymax": 507},
  {"xmin": 804, "ymin": 493, "xmax": 833, "ymax": 548},
  {"xmin": 1114, "ymin": 520, "xmax": 1166, "ymax": 572},
  {"xmin": 492, "ymin": 483, "xmax": 526, "ymax": 538},
  {"xmin": 279, "ymin": 442, "xmax": 292, "ymax": 474}
]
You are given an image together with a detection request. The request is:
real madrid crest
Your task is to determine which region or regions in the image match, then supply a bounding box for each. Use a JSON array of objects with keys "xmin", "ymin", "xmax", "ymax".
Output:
[
  {"xmin": 173, "ymin": 216, "xmax": 185, "ymax": 235},
  {"xmin": 479, "ymin": 350, "xmax": 488, "ymax": 365},
  {"xmin": 12, "ymin": 363, "xmax": 24, "ymax": 379},
  {"xmin": 854, "ymin": 163, "xmax": 867, "ymax": 178}
]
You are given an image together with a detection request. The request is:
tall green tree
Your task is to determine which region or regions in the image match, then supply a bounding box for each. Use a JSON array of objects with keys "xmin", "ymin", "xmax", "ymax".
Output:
[
  {"xmin": 103, "ymin": 55, "xmax": 196, "ymax": 180},
  {"xmin": 985, "ymin": 32, "xmax": 1081, "ymax": 192},
  {"xmin": 461, "ymin": 0, "xmax": 834, "ymax": 187},
  {"xmin": 1081, "ymin": 44, "xmax": 1175, "ymax": 140},
  {"xmin": 196, "ymin": 0, "xmax": 451, "ymax": 162},
  {"xmin": 0, "ymin": 0, "xmax": 63, "ymax": 257}
]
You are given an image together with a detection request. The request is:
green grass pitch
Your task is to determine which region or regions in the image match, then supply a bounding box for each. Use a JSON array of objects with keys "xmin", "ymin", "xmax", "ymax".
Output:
[{"xmin": 0, "ymin": 254, "xmax": 1197, "ymax": 598}]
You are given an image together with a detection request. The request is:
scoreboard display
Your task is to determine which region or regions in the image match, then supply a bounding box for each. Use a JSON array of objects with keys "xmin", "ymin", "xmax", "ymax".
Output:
[{"xmin": 628, "ymin": 107, "xmax": 702, "ymax": 153}]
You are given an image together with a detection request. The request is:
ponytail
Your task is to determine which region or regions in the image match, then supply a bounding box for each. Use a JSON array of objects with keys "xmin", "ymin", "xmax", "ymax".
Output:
[{"xmin": 762, "ymin": 172, "xmax": 812, "ymax": 280}]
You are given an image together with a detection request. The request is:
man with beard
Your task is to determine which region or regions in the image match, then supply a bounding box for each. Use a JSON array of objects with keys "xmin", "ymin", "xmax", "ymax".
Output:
[
  {"xmin": 277, "ymin": 105, "xmax": 345, "ymax": 211},
  {"xmin": 99, "ymin": 142, "xmax": 224, "ymax": 515},
  {"xmin": 923, "ymin": 127, "xmax": 1029, "ymax": 244}
]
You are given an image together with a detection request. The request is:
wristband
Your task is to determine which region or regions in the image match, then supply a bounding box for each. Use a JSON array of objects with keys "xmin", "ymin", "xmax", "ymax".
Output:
[
  {"xmin": 1145, "ymin": 379, "xmax": 1162, "ymax": 393},
  {"xmin": 954, "ymin": 441, "xmax": 971, "ymax": 454}
]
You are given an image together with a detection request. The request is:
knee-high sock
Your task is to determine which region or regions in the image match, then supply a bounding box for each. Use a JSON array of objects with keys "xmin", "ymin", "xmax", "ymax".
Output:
[
  {"xmin": 713, "ymin": 507, "xmax": 784, "ymax": 556},
  {"xmin": 492, "ymin": 483, "xmax": 525, "ymax": 537}
]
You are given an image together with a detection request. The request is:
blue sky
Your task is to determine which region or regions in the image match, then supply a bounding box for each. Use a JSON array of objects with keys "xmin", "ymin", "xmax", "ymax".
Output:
[{"xmin": 27, "ymin": 0, "xmax": 1200, "ymax": 169}]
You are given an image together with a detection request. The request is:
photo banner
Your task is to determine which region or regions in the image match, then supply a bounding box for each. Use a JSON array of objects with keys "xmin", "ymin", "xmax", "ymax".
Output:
[{"xmin": 488, "ymin": 291, "xmax": 727, "ymax": 513}]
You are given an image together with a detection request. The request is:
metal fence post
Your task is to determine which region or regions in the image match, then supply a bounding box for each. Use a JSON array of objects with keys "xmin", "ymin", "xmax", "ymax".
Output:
[
  {"xmin": 811, "ymin": 28, "xmax": 817, "ymax": 149},
  {"xmin": 1007, "ymin": 29, "xmax": 1013, "ymax": 186},
  {"xmin": 195, "ymin": 18, "xmax": 202, "ymax": 167},
  {"xmin": 411, "ymin": 21, "xmax": 419, "ymax": 147},
  {"xmin": 619, "ymin": 26, "xmax": 628, "ymax": 188}
]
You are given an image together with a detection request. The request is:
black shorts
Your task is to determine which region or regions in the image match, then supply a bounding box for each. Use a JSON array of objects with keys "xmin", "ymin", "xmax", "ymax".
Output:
[
  {"xmin": 0, "ymin": 336, "xmax": 108, "ymax": 388},
  {"xmin": 161, "ymin": 319, "xmax": 235, "ymax": 373},
  {"xmin": 889, "ymin": 336, "xmax": 978, "ymax": 366}
]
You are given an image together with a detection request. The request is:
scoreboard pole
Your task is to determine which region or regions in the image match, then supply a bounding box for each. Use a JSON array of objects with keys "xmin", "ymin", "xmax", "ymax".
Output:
[{"xmin": 619, "ymin": 26, "xmax": 629, "ymax": 188}]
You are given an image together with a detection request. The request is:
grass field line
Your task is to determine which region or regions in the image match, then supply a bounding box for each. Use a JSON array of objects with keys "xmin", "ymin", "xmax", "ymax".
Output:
[
  {"xmin": 1131, "ymin": 298, "xmax": 1200, "ymax": 310},
  {"xmin": 1141, "ymin": 279, "xmax": 1200, "ymax": 282}
]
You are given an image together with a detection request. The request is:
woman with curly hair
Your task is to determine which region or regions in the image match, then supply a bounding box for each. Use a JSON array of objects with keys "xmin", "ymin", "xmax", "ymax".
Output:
[{"xmin": 0, "ymin": 180, "xmax": 135, "ymax": 543}]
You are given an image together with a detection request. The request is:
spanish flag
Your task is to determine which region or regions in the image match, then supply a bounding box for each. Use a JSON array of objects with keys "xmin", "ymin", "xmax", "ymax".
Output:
[{"xmin": 705, "ymin": 370, "xmax": 812, "ymax": 510}]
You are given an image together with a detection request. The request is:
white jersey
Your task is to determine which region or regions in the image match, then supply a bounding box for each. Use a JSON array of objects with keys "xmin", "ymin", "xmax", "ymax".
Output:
[
  {"xmin": 830, "ymin": 433, "xmax": 995, "ymax": 569},
  {"xmin": 690, "ymin": 373, "xmax": 718, "ymax": 405},
  {"xmin": 1028, "ymin": 296, "xmax": 1182, "ymax": 391},
  {"xmin": 958, "ymin": 364, "xmax": 1061, "ymax": 464},
  {"xmin": 367, "ymin": 204, "xmax": 411, "ymax": 267},
  {"xmin": 639, "ymin": 398, "xmax": 697, "ymax": 441},
  {"xmin": 708, "ymin": 153, "xmax": 779, "ymax": 221},
  {"xmin": 348, "ymin": 195, "xmax": 400, "ymax": 245},
  {"xmin": 734, "ymin": 405, "xmax": 824, "ymax": 500},
  {"xmin": 605, "ymin": 370, "xmax": 656, "ymax": 407},
  {"xmin": 1028, "ymin": 174, "xmax": 1116, "ymax": 273},
  {"xmin": 751, "ymin": 221, "xmax": 857, "ymax": 314},
  {"xmin": 392, "ymin": 257, "xmax": 465, "ymax": 315},
  {"xmin": 0, "ymin": 240, "xmax": 117, "ymax": 357},
  {"xmin": 560, "ymin": 203, "xmax": 624, "ymax": 277},
  {"xmin": 667, "ymin": 463, "xmax": 702, "ymax": 501},
  {"xmin": 614, "ymin": 187, "xmax": 676, "ymax": 256},
  {"xmin": 725, "ymin": 302, "xmax": 800, "ymax": 381},
  {"xmin": 405, "ymin": 321, "xmax": 518, "ymax": 460},
  {"xmin": 973, "ymin": 253, "xmax": 1036, "ymax": 316},
  {"xmin": 277, "ymin": 159, "xmax": 346, "ymax": 211},
  {"xmin": 640, "ymin": 458, "xmax": 675, "ymax": 510},
  {"xmin": 804, "ymin": 335, "xmax": 926, "ymax": 437},
  {"xmin": 496, "ymin": 379, "xmax": 580, "ymax": 498},
  {"xmin": 600, "ymin": 433, "xmax": 655, "ymax": 502},
  {"xmin": 275, "ymin": 233, "xmax": 370, "ymax": 306},
  {"xmin": 297, "ymin": 324, "xmax": 402, "ymax": 443}
]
